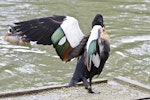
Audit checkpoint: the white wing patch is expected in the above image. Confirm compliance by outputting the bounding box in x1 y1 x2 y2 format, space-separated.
58 36 66 45
91 53 100 68
61 16 84 48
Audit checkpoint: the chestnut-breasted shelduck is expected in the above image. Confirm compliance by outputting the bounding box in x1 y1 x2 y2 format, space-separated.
7 14 110 93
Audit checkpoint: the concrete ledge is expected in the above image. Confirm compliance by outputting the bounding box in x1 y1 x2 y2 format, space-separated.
113 76 150 92
0 78 107 98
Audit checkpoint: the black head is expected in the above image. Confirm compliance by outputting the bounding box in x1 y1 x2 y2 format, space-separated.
92 14 104 28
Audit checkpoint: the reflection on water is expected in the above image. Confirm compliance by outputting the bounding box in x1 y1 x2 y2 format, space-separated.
0 0 150 92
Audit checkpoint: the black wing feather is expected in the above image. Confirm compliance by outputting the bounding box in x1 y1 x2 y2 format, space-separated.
69 35 89 60
10 15 88 61
14 15 66 45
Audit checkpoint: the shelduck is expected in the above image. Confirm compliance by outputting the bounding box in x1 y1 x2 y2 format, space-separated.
8 14 110 93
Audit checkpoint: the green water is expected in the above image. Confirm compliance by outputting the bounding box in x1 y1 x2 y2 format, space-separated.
0 0 150 92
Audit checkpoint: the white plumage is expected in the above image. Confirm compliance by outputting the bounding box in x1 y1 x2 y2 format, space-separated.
91 53 100 68
58 36 66 45
86 25 102 52
61 16 84 48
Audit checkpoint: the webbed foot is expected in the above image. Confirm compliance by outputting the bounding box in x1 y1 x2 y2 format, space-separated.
88 88 100 94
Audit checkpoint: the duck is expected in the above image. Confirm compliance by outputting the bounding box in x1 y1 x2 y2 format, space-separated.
4 25 30 45
69 14 110 93
8 14 110 93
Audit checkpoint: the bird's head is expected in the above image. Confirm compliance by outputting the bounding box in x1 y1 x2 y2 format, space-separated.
92 14 104 28
91 14 110 43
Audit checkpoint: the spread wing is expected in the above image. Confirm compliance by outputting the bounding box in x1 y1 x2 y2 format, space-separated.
12 15 88 61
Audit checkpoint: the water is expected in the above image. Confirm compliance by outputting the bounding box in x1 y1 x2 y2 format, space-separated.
0 0 150 92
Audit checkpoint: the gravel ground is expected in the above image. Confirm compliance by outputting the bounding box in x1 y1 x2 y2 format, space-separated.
1 81 150 100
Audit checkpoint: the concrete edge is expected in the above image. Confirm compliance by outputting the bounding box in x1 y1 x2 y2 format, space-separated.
113 76 150 93
0 78 107 98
